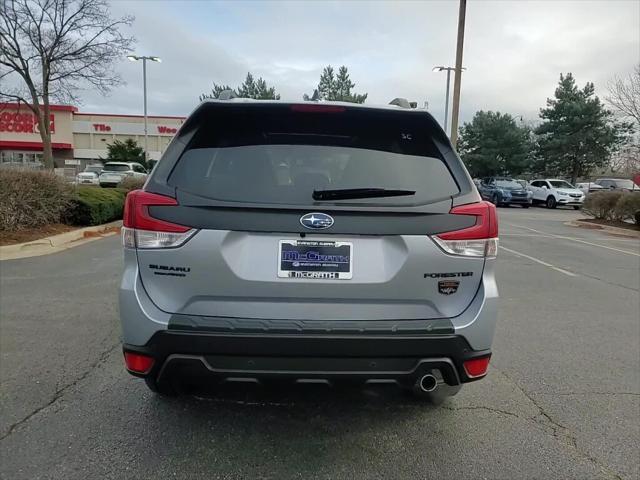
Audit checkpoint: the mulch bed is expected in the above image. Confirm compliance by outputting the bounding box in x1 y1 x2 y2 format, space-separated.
0 224 78 246
578 218 640 232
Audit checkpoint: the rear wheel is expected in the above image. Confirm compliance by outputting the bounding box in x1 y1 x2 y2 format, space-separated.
521 204 530 208
144 376 178 396
573 206 581 210
546 196 557 209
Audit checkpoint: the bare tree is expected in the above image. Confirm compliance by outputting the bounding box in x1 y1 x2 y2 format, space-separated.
606 65 640 126
0 0 134 168
609 144 640 176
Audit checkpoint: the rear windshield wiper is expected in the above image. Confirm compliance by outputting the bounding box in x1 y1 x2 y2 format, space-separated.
312 187 416 201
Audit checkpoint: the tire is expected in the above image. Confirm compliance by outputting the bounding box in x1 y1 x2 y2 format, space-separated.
144 376 178 396
573 206 581 210
521 204 530 208
491 193 500 206
546 196 557 209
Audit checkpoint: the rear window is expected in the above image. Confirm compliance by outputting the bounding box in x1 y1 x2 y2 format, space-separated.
169 105 459 206
103 164 130 172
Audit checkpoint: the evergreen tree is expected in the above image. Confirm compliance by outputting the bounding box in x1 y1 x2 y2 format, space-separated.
535 73 631 183
457 111 534 178
199 72 280 101
313 65 367 103
199 83 233 101
317 66 336 100
105 139 149 169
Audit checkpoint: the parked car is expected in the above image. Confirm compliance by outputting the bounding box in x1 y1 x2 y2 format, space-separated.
529 179 585 209
119 100 499 403
478 177 532 207
75 164 103 185
576 182 606 195
99 162 147 187
594 178 640 192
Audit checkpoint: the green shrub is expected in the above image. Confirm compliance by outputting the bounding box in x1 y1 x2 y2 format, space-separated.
582 191 623 220
0 169 74 231
64 187 127 226
614 193 640 225
118 176 146 191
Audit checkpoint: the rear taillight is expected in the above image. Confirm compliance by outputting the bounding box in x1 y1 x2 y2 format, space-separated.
463 355 491 378
431 201 498 257
122 189 196 249
124 352 155 374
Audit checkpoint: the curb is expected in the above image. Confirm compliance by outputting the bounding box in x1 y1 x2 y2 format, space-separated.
566 220 640 238
0 221 122 261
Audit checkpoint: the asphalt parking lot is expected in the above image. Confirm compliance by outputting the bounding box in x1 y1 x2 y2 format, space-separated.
1 206 638 480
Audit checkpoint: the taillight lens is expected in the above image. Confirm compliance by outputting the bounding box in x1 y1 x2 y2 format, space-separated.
431 201 498 257
463 355 491 378
124 352 155 374
122 189 196 249
290 104 346 113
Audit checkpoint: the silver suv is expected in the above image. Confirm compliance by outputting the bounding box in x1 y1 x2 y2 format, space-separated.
119 100 499 403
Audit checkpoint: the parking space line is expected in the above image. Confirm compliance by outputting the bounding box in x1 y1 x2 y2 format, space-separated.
499 246 577 277
504 223 640 257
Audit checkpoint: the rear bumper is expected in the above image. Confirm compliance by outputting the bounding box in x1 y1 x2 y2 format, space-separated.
503 197 531 205
123 331 491 387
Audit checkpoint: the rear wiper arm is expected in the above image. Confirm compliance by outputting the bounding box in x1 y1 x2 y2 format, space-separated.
312 187 416 201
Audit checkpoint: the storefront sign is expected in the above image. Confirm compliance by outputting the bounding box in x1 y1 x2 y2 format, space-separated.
92 123 111 132
0 112 55 134
157 125 177 134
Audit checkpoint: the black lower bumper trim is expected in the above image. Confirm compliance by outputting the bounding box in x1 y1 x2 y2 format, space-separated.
124 331 491 386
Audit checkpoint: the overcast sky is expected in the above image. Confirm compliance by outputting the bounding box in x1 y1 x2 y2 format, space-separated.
78 0 639 127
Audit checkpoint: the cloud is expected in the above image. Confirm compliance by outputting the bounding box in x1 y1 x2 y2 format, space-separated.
75 0 638 128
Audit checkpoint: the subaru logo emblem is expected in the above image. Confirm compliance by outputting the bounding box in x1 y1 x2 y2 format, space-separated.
300 212 334 229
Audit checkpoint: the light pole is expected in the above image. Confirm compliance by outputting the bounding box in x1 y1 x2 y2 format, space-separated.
127 55 161 163
433 66 466 137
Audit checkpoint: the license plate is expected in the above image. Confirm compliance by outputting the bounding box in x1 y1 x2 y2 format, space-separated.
278 240 352 279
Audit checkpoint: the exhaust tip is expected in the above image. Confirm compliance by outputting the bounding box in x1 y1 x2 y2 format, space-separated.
418 374 438 393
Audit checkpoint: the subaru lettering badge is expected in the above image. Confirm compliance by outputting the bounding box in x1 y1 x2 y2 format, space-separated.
300 212 334 229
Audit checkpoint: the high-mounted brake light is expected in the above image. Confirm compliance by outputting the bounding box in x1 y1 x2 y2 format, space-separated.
431 201 499 257
122 190 196 249
463 355 491 378
290 104 346 113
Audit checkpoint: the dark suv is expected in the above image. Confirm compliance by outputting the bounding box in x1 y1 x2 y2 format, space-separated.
478 177 532 207
119 100 499 404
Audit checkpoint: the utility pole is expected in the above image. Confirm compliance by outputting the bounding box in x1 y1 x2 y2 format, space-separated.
449 0 467 148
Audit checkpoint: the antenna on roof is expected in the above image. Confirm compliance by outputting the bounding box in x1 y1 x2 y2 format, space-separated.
389 97 416 108
218 89 237 100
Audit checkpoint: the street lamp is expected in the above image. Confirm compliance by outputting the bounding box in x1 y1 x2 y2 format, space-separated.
433 66 465 136
127 55 161 163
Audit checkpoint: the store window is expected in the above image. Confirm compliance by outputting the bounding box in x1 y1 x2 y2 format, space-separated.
0 151 43 165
